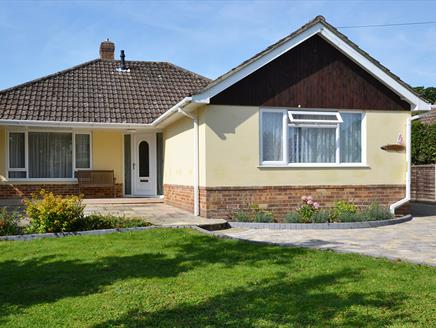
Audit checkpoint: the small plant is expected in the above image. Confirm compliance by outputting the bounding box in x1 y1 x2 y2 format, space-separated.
330 201 358 222
296 196 320 223
232 204 275 223
0 209 23 236
254 210 274 223
362 203 393 221
24 190 85 233
284 212 301 223
233 210 252 222
311 210 331 223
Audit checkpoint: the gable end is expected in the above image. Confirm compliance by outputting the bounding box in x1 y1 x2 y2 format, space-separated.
210 35 410 111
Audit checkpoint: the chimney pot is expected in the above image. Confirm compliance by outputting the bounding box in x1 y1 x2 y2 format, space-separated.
100 39 115 60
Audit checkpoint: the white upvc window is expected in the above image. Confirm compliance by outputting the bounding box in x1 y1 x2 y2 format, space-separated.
260 108 366 167
6 129 92 181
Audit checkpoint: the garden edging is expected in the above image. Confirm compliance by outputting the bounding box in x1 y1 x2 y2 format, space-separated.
228 215 412 230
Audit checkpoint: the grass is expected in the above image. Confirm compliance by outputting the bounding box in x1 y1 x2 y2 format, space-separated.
0 229 435 327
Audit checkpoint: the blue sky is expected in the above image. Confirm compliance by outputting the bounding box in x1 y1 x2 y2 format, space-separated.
0 0 435 90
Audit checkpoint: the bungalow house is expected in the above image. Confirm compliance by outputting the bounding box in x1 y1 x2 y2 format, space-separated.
0 16 432 219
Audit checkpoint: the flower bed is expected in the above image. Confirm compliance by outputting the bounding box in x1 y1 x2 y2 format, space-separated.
0 190 150 237
230 196 394 224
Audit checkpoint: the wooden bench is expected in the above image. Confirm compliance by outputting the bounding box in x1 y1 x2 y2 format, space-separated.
76 170 116 197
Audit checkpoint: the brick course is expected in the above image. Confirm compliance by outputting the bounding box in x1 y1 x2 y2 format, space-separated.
0 183 123 199
165 184 407 219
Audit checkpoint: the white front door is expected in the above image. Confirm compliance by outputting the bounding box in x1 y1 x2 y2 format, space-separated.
132 134 156 196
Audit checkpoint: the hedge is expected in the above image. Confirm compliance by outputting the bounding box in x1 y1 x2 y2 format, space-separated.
411 120 436 165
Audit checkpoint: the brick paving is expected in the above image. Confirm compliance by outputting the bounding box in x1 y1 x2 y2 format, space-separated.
216 216 436 266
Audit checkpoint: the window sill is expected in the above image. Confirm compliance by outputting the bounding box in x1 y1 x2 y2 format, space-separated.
258 163 370 168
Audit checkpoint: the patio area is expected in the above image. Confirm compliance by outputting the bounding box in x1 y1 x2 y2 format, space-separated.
83 198 226 227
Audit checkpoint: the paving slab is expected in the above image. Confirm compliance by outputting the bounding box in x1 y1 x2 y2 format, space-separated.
84 202 226 226
216 216 436 266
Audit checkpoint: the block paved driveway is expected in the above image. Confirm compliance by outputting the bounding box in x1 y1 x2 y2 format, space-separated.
216 216 436 266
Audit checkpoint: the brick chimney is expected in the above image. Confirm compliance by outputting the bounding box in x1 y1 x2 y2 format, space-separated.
99 39 115 60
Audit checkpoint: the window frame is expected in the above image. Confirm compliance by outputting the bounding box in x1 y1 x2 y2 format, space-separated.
6 128 92 181
259 108 367 168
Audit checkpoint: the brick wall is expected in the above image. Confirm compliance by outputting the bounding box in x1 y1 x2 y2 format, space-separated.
165 184 406 219
0 183 123 199
411 164 435 202
164 184 194 213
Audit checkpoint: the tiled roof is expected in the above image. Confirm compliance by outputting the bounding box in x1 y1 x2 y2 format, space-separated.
0 59 210 124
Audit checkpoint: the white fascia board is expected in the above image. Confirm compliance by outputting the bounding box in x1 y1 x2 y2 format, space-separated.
319 27 431 111
191 24 322 103
151 97 192 126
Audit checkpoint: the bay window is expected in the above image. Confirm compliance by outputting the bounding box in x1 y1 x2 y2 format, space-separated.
261 109 364 166
7 131 91 180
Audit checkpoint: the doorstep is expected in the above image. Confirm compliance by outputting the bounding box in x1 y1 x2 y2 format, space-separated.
83 197 164 205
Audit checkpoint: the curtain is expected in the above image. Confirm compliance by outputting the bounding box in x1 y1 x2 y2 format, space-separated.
9 133 25 168
289 127 336 163
262 112 283 161
29 132 72 178
340 113 362 163
75 134 90 168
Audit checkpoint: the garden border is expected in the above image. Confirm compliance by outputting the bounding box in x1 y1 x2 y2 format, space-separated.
228 215 412 230
0 225 199 241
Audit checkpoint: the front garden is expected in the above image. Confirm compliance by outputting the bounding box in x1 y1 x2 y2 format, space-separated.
0 228 434 327
0 190 150 237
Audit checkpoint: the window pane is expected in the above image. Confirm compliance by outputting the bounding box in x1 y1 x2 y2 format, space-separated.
292 114 337 121
340 113 362 163
289 127 336 163
29 132 72 178
8 171 26 179
139 141 149 177
75 134 90 168
262 112 283 161
9 133 25 168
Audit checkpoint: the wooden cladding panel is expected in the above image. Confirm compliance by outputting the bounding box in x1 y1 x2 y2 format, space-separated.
211 35 410 111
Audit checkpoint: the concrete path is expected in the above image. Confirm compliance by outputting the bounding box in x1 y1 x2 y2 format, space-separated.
84 201 226 226
216 216 436 266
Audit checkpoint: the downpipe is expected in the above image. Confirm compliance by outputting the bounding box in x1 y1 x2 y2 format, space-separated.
389 115 421 214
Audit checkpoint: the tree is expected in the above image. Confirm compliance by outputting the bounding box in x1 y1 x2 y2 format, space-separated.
414 86 436 104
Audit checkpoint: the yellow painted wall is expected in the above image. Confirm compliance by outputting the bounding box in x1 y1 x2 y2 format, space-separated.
92 130 123 183
163 116 195 186
203 105 409 187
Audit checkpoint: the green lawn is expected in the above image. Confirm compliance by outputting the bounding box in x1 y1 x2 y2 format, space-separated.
0 229 435 327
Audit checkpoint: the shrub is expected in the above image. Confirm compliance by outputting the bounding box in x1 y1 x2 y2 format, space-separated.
296 196 320 222
330 201 358 222
233 210 252 222
71 214 150 231
0 209 23 236
24 190 85 233
232 205 275 223
254 210 274 223
311 210 331 223
284 212 301 223
361 203 393 221
411 120 436 165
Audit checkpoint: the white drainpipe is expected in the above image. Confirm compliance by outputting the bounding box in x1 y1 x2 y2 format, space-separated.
177 107 200 216
389 114 421 214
